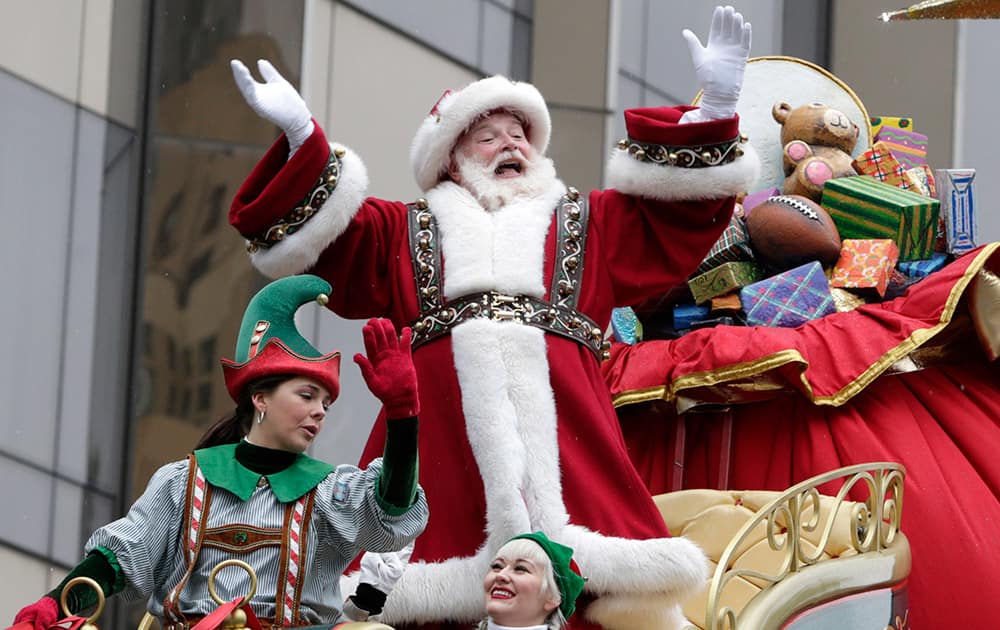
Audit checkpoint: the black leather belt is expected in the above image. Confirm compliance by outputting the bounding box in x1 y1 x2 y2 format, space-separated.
411 290 608 359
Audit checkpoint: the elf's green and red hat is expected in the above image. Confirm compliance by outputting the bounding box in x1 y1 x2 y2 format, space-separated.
220 274 341 402
510 532 587 618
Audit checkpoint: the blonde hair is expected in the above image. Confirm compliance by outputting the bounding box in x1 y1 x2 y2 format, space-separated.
478 538 569 630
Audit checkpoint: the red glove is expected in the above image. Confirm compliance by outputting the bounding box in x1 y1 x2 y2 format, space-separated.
12 596 59 630
354 318 419 419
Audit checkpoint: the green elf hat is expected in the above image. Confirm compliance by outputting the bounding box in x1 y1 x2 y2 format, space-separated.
220 274 341 403
510 531 587 618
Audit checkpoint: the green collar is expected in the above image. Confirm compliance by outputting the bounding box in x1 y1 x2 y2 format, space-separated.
194 443 334 502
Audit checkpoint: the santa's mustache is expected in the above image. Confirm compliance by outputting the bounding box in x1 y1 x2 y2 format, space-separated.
487 149 527 170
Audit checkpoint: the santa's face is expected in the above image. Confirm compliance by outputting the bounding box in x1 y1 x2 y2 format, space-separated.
449 111 535 182
447 111 557 212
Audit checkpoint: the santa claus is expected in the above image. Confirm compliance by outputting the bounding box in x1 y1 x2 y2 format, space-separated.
229 6 758 629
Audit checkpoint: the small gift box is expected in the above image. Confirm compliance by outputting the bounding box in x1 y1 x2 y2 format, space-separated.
710 293 743 313
740 261 837 327
852 142 912 190
874 125 928 170
695 214 755 274
688 261 764 304
831 287 866 312
673 303 711 330
830 238 900 297
935 169 977 254
610 306 642 344
898 252 949 279
742 187 781 215
904 165 936 197
870 115 914 138
822 175 940 261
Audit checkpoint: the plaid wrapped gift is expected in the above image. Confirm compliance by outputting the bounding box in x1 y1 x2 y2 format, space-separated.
905 165 937 197
740 262 836 327
935 169 977 254
830 239 900 297
852 141 913 190
610 306 642 344
870 115 913 137
695 214 754 274
874 125 928 170
898 252 949 279
822 175 940 261
689 261 764 304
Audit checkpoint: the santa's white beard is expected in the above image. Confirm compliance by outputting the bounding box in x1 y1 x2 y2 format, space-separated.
455 150 558 212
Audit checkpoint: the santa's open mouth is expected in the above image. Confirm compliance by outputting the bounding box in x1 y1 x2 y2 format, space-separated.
494 161 523 177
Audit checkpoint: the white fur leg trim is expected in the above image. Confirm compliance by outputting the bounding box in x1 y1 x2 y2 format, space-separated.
560 525 709 597
605 143 760 201
585 593 689 630
250 143 369 278
365 550 490 624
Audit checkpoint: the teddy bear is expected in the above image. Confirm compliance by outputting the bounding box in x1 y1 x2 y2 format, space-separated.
771 101 861 202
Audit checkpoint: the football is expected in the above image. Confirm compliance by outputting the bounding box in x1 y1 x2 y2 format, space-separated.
746 194 842 271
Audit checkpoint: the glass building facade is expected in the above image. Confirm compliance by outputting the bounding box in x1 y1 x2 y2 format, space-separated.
1 0 996 625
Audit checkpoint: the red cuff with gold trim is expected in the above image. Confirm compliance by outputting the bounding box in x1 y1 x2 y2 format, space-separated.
229 119 330 237
624 106 741 146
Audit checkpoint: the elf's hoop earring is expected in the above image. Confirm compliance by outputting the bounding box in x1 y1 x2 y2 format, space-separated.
257 410 266 425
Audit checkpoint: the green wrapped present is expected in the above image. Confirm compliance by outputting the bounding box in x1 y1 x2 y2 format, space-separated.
821 175 940 261
688 261 764 304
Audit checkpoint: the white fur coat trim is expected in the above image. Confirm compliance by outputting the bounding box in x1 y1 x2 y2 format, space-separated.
426 178 566 299
605 143 760 201
250 143 368 278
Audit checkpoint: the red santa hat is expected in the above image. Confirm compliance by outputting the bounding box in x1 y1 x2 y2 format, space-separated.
409 75 551 191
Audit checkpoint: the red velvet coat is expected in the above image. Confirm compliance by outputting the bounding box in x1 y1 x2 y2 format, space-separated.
231 107 759 629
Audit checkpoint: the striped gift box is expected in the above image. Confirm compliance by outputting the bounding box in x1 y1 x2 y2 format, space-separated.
875 125 928 170
688 261 763 304
821 175 940 261
695 214 754 274
830 239 900 297
870 115 913 138
935 169 977 254
740 261 836 327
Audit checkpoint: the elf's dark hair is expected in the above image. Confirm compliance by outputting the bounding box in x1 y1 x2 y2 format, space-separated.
194 374 294 450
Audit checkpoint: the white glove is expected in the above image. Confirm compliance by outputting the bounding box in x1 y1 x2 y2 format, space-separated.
681 6 752 123
358 542 414 593
231 59 315 154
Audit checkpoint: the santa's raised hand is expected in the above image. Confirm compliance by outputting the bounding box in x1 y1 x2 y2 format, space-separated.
231 59 314 154
681 5 752 123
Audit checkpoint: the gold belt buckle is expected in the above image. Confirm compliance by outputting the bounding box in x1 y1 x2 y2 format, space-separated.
489 292 528 321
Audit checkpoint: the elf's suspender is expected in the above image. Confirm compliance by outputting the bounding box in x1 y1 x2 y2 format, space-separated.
162 455 316 628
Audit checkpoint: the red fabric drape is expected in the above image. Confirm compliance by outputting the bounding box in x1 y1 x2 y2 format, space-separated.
605 245 1000 628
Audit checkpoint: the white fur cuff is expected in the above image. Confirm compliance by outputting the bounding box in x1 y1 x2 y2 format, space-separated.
250 143 369 278
605 143 760 201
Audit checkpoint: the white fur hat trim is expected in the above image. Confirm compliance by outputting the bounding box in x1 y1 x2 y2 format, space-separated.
409 75 551 192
